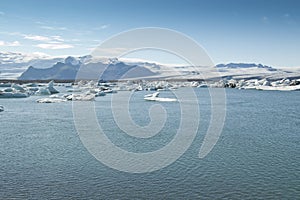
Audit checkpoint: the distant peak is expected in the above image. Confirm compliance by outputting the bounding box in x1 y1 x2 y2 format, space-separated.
108 57 119 65
216 63 273 69
64 56 80 65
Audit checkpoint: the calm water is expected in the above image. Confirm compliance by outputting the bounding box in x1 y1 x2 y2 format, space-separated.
0 88 299 199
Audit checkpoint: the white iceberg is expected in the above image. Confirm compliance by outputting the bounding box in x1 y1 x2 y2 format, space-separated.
256 85 300 91
144 92 177 102
35 88 51 95
46 80 59 94
65 93 95 101
36 98 67 103
34 80 59 95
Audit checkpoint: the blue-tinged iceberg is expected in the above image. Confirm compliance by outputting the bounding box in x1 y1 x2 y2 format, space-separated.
0 90 28 98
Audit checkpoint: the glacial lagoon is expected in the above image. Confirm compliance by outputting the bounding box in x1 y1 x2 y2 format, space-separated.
0 87 299 199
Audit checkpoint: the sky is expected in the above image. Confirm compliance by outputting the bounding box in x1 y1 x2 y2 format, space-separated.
0 0 300 67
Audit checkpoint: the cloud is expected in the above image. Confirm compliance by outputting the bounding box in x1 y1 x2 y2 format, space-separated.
24 35 51 41
51 35 64 42
32 52 51 58
0 40 21 47
91 47 130 57
40 26 67 31
93 24 110 30
70 38 81 42
36 43 74 49
10 41 21 46
0 11 5 16
24 34 66 42
100 24 109 29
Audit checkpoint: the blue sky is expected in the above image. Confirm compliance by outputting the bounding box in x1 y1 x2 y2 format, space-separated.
0 0 300 67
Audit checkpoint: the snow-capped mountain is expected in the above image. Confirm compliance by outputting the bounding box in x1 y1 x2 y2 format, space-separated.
1 51 300 80
19 56 157 80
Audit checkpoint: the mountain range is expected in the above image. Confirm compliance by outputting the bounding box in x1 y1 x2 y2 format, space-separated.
19 56 157 80
1 52 300 81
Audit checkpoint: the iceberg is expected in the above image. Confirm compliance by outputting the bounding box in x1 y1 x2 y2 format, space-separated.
0 105 4 112
65 93 95 101
36 98 67 103
66 88 82 93
256 85 300 91
11 84 26 92
34 81 59 95
0 83 12 87
144 92 177 102
46 80 60 94
0 90 28 98
35 88 51 95
95 91 106 97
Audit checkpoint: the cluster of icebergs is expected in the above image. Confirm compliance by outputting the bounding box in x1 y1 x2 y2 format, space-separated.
0 83 29 98
0 80 107 103
106 78 300 92
0 80 59 98
0 77 299 103
208 78 300 91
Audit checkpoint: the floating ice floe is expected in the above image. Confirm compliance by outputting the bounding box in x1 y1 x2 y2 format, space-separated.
0 90 28 98
233 78 300 91
256 85 300 91
36 98 67 103
0 83 29 98
0 83 11 87
65 93 95 101
66 86 82 92
36 93 96 103
11 84 26 92
85 88 106 97
66 88 82 93
95 91 106 97
144 92 177 102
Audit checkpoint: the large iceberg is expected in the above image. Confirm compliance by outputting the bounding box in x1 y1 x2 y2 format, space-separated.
34 81 59 95
46 80 60 94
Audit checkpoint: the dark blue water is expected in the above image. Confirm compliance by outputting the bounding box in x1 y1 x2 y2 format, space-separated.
0 88 299 199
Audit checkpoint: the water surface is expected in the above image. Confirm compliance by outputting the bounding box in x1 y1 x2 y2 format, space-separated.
0 88 299 199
